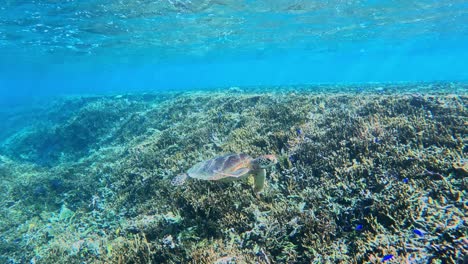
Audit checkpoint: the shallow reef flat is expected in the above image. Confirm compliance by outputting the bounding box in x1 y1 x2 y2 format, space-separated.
0 83 467 263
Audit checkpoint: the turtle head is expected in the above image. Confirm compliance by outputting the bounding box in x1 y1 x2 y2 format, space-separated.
252 155 278 169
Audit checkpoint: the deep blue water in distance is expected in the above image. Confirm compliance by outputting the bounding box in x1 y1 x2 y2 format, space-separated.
1 1 468 104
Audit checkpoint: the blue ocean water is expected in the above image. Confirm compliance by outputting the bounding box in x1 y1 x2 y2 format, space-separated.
1 2 468 263
1 0 468 104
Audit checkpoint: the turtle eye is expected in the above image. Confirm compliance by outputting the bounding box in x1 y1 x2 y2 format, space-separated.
260 155 277 167
266 155 277 164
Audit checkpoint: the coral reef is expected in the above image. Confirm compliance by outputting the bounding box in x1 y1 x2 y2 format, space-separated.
0 83 466 263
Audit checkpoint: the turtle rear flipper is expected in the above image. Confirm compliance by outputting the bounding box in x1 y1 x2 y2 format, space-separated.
171 173 188 186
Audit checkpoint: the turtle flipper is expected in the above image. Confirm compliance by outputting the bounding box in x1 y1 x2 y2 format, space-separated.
171 173 188 186
253 168 266 192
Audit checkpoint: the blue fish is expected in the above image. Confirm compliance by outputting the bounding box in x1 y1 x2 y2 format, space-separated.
355 224 363 231
402 178 409 183
296 128 303 136
382 254 394 262
413 229 424 237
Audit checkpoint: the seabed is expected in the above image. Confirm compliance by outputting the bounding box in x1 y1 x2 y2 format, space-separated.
0 83 467 263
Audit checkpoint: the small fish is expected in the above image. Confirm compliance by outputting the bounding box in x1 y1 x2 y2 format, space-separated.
382 254 394 262
402 178 409 183
296 128 303 136
413 229 424 237
355 224 363 231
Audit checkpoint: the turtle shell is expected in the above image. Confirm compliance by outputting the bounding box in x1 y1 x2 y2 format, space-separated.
187 153 253 181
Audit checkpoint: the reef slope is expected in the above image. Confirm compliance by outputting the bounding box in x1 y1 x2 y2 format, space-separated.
0 84 467 263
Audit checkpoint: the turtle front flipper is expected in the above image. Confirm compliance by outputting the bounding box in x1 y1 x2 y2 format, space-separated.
253 168 266 192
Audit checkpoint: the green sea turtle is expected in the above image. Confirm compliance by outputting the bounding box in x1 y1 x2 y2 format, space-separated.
171 153 277 192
